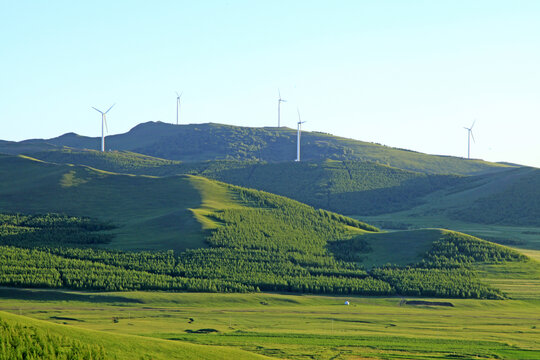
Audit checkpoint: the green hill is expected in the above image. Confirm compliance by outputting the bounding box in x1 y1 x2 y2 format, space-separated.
15 148 468 215
0 154 206 252
10 148 540 227
10 121 512 175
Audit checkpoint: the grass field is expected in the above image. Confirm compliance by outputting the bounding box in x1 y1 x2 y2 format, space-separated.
0 288 538 359
0 307 268 360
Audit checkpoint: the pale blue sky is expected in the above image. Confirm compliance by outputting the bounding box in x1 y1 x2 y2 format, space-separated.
1 1 539 167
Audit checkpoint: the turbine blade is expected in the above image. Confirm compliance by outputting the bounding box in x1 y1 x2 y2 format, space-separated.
105 103 115 114
176 91 179 97
470 131 475 143
297 108 301 122
471 120 476 129
92 107 103 114
278 88 281 99
104 117 109 133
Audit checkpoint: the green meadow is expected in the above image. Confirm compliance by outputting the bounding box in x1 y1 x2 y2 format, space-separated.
0 287 538 360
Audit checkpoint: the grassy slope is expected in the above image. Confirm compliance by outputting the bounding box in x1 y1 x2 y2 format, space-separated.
0 310 268 360
11 121 512 175
24 148 540 224
0 154 206 252
21 148 469 215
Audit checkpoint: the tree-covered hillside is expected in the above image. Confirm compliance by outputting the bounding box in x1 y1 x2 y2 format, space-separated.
10 121 512 175
0 210 526 298
0 154 526 299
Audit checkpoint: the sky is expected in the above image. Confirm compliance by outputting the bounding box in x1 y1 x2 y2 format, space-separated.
1 0 539 167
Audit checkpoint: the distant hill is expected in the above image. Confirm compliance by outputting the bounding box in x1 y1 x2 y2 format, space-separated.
0 139 57 154
5 121 513 175
450 167 540 226
376 166 540 227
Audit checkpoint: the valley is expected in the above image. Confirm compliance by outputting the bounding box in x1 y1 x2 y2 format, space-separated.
0 122 539 359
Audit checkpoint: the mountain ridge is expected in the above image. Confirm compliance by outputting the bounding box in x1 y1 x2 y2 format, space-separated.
2 121 515 175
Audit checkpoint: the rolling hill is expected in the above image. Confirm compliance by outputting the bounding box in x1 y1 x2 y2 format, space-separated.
1 153 531 299
6 121 513 175
21 148 540 226
21 148 468 215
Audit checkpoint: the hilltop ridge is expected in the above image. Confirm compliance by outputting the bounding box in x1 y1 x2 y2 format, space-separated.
2 121 514 175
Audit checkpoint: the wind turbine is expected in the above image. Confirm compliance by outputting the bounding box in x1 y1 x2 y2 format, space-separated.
92 104 115 152
277 89 286 128
295 108 306 162
176 91 183 125
464 120 476 159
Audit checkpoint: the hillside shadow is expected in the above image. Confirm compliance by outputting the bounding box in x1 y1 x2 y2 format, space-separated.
0 287 142 304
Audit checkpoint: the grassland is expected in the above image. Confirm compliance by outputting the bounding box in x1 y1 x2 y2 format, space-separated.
0 307 268 360
0 288 538 359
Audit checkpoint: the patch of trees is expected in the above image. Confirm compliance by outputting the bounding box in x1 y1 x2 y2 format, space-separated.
371 267 503 299
0 213 114 247
419 232 526 268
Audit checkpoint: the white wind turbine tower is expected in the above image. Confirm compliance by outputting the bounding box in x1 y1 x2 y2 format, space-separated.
176 91 183 125
92 104 115 152
295 108 306 162
277 89 286 127
464 120 476 159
